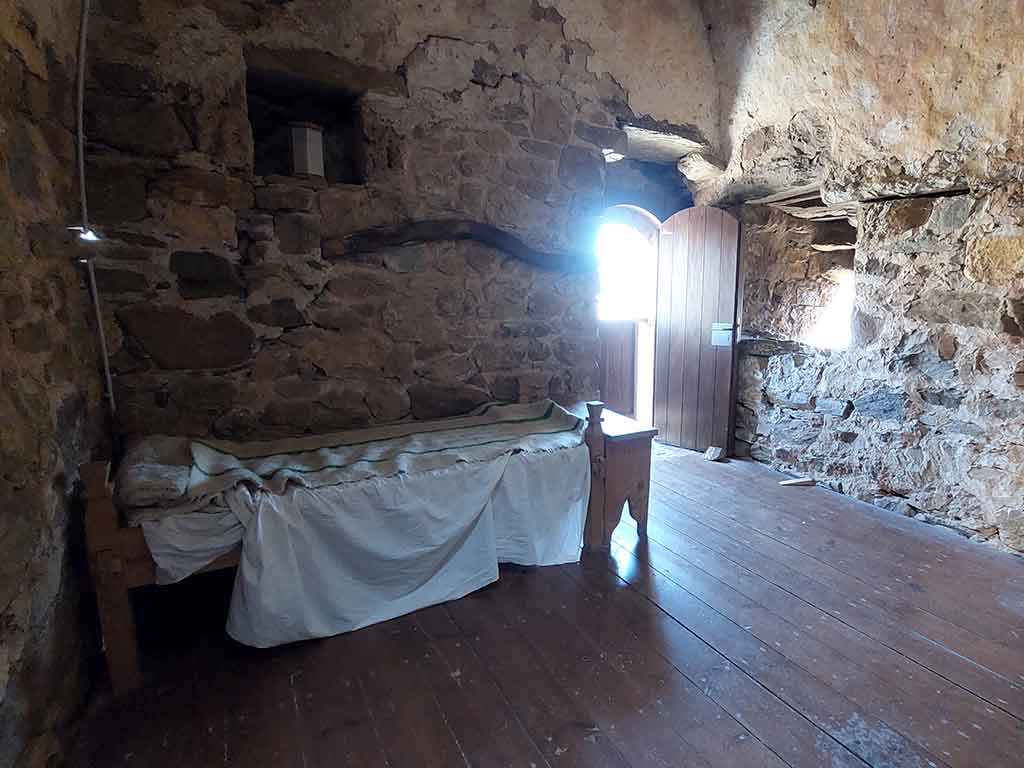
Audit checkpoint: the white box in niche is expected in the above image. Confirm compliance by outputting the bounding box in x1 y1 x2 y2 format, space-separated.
290 122 324 177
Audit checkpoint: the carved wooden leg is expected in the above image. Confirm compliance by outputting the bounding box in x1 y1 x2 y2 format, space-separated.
602 491 629 548
604 437 652 543
81 462 143 694
584 402 608 550
627 489 649 537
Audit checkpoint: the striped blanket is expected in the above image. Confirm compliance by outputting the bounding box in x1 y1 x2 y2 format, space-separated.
186 399 584 499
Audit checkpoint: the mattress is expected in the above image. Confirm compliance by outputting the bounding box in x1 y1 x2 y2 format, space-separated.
115 398 584 522
114 400 591 647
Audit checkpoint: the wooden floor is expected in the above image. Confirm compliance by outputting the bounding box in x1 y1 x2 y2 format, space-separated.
72 445 1024 768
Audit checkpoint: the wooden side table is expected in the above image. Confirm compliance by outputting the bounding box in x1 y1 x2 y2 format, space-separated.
580 401 658 549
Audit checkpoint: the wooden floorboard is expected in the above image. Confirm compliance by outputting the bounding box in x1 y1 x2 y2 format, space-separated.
652 449 1024 640
519 565 791 768
565 560 871 768
645 487 1024 721
601 541 950 768
642 492 1024 739
481 568 714 768
71 445 1024 768
412 604 551 767
446 582 633 767
649 460 1024 719
610 522 1023 768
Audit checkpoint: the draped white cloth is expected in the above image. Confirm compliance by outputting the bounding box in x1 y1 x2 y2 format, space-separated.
130 402 591 647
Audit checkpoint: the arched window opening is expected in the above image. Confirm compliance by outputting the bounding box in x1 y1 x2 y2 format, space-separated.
595 208 660 427
595 220 657 323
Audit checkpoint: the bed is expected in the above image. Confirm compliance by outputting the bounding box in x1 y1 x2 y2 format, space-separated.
82 400 627 694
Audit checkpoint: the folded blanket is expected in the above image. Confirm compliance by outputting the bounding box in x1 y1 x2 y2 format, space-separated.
186 399 583 498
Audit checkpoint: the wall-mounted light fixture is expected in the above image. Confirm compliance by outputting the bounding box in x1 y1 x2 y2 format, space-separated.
289 122 324 177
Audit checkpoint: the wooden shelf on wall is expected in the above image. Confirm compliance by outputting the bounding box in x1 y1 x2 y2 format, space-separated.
749 183 859 226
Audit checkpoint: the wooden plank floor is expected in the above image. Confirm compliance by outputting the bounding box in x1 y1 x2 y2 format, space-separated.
71 445 1024 768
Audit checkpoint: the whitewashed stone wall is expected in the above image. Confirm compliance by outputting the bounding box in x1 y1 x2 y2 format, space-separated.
737 192 1024 551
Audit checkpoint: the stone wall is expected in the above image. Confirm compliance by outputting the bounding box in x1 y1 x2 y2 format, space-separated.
737 206 853 343
606 159 694 223
736 191 1024 552
82 0 711 437
697 0 1024 204
1 1 105 766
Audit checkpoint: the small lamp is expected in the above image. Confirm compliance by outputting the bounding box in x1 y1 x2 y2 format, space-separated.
289 122 325 177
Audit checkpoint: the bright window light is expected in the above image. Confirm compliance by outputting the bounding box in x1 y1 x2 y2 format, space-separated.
595 221 656 322
803 268 855 350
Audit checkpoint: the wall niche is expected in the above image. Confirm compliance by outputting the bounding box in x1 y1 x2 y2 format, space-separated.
246 65 366 184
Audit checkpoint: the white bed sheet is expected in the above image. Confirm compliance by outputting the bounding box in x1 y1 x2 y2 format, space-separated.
140 444 590 647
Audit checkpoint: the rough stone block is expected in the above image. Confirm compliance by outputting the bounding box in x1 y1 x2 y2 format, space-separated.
170 251 243 299
574 122 628 153
275 212 321 254
475 129 513 154
151 168 248 208
12 320 50 353
365 382 410 422
247 298 305 328
531 91 571 144
256 184 316 212
1000 297 1024 337
238 211 275 241
310 304 370 333
117 305 254 369
281 327 390 375
519 139 562 160
558 146 603 189
852 389 906 421
474 340 528 371
906 291 1002 331
815 398 852 417
86 94 192 157
886 198 933 233
94 268 149 294
505 154 553 179
409 382 491 420
160 201 237 247
85 157 149 224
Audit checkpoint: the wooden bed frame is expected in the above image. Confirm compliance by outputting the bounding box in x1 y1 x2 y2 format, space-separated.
80 402 655 695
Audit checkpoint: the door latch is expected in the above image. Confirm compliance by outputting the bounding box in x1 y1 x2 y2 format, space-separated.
710 322 734 347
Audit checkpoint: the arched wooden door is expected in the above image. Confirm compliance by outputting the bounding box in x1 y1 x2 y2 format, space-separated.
653 206 740 452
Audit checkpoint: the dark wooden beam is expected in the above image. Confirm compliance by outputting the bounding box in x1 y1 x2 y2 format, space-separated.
328 219 597 273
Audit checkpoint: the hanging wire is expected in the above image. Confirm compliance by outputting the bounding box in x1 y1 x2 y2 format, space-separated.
74 0 117 417
76 0 90 232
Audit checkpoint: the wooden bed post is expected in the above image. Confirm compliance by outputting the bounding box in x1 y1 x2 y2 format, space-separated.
80 461 143 694
584 401 607 549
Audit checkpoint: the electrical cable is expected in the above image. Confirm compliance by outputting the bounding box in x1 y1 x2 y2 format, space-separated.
74 0 117 418
75 0 90 232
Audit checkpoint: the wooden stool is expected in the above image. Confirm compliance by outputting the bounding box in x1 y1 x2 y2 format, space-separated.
582 401 658 549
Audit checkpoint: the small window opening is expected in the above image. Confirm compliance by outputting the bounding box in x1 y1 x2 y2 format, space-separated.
246 68 366 184
803 268 855 350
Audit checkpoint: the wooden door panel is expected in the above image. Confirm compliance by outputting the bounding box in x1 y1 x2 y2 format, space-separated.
711 212 741 449
652 231 674 437
679 206 706 449
598 320 637 417
665 220 689 446
695 207 724 449
653 206 740 452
